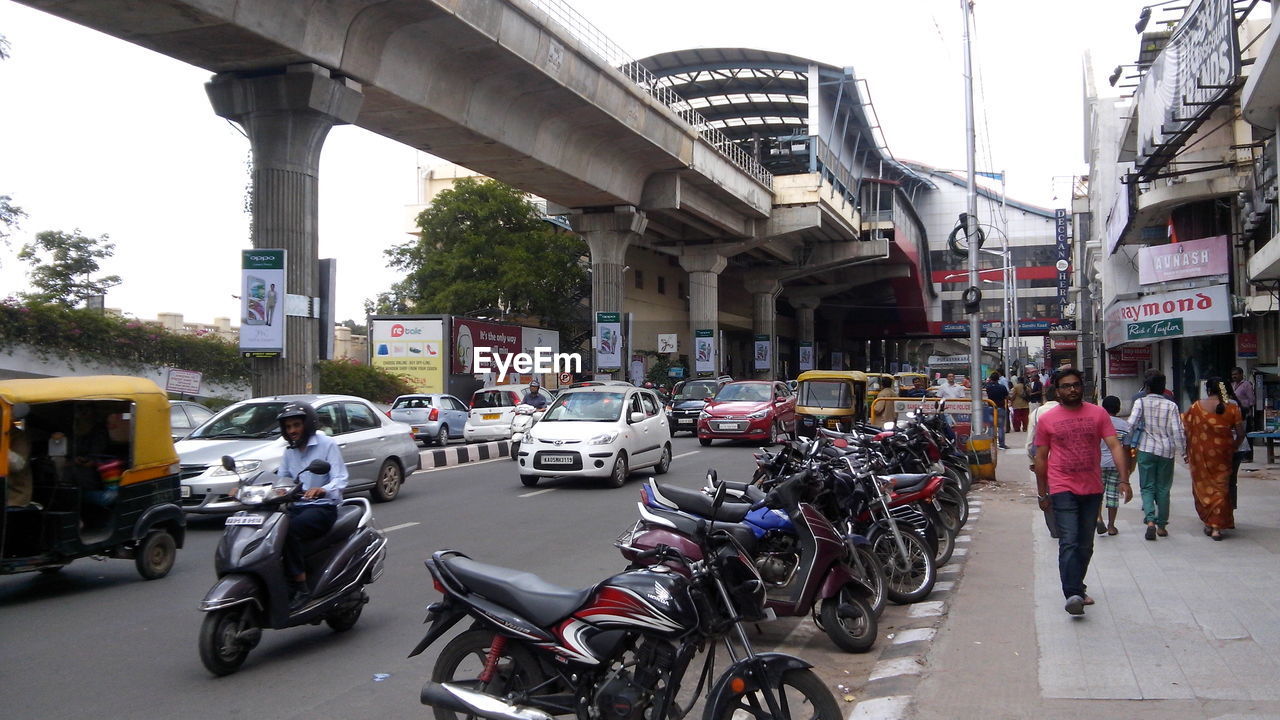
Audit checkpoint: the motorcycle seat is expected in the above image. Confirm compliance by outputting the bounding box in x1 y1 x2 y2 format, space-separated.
442 555 593 627
641 505 759 554
884 473 933 493
303 504 363 555
651 482 750 522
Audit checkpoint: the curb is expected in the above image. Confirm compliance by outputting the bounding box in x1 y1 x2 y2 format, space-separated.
848 493 985 720
417 440 512 469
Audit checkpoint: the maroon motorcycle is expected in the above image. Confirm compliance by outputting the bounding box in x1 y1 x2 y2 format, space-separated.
619 470 878 653
411 500 841 720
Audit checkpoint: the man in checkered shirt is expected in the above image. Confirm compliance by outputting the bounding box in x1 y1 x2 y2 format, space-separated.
1126 372 1186 541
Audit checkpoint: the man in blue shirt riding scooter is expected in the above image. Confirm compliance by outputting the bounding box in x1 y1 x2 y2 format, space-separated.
276 402 348 608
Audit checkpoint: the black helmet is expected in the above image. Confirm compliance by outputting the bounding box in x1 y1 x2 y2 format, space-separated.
277 402 319 449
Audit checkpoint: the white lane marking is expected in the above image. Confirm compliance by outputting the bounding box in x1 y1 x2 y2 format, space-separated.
519 488 557 498
413 457 508 474
672 450 702 460
383 522 420 533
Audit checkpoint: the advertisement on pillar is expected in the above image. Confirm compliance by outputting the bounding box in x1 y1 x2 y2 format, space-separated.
694 329 715 374
240 249 286 358
753 334 771 371
798 342 814 372
657 333 678 354
831 351 844 370
595 312 623 369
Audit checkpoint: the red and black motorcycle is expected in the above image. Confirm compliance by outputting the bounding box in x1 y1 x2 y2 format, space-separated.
411 497 841 720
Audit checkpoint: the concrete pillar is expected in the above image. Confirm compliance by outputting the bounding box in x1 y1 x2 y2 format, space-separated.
745 277 782 379
679 249 728 378
207 63 362 396
826 313 845 369
570 207 647 379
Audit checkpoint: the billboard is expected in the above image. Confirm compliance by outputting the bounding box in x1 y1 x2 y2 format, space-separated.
453 318 521 374
1137 235 1230 285
370 318 445 393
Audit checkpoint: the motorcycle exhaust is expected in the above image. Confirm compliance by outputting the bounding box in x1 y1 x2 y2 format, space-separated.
420 682 553 720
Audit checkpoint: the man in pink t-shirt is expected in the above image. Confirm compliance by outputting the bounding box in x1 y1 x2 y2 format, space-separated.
1033 368 1131 617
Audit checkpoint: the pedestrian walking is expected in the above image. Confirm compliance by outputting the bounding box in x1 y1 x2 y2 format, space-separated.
1034 368 1130 616
1027 382 1060 538
1010 376 1030 432
982 371 1009 449
1182 378 1244 541
1232 366 1256 436
1126 372 1186 541
1025 371 1044 409
1095 395 1133 536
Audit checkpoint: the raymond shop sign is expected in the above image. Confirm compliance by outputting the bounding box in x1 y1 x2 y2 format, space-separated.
1138 235 1230 285
1104 284 1232 348
1118 345 1152 361
452 318 521 374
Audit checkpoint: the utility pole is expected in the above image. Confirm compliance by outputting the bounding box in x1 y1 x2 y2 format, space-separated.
962 0 984 434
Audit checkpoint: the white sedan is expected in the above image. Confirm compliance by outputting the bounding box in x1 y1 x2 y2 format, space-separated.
516 386 672 488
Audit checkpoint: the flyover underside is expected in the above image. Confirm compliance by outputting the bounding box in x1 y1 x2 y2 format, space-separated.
831 240 930 337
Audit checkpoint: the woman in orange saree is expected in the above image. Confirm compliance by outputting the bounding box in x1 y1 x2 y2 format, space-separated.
1181 378 1245 540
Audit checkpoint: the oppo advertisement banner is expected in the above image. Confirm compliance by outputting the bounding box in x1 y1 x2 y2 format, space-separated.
452 318 521 374
240 249 285 358
370 318 444 393
798 342 814 372
595 312 623 369
753 334 771 371
694 329 715 374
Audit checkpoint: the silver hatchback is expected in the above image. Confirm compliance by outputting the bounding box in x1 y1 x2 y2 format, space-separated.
176 394 421 514
390 393 469 446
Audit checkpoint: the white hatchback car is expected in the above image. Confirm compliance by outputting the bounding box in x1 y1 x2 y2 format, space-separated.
463 384 554 443
517 386 671 488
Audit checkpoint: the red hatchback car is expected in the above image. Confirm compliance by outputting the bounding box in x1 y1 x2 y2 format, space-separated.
696 380 796 446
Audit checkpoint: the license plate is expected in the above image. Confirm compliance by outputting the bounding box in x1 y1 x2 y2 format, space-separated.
413 426 426 433
677 418 694 425
180 486 191 498
717 422 743 431
541 455 575 465
225 515 263 526
483 414 500 421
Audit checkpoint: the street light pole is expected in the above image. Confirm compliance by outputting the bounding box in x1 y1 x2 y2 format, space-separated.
962 0 983 434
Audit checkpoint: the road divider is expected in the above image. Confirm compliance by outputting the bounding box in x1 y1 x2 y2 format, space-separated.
419 440 511 470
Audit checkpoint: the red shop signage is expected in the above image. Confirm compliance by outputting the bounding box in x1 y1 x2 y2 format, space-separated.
452 318 523 373
1238 333 1258 359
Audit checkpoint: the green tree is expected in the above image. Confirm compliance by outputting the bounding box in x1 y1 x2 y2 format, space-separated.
0 194 25 245
18 229 122 307
378 178 589 332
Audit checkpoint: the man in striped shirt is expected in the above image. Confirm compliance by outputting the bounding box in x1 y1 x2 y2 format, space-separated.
1126 373 1186 541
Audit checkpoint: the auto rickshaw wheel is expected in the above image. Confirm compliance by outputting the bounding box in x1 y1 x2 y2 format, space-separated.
135 530 176 580
199 607 255 676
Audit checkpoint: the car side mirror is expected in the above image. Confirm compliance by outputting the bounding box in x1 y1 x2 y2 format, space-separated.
629 411 645 424
775 396 787 404
305 459 331 475
220 455 236 471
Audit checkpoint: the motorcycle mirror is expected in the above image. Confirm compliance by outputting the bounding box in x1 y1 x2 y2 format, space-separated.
705 468 718 486
220 455 237 471
305 459 331 475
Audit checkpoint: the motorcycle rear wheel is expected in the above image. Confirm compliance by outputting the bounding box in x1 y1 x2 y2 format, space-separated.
937 483 968 530
326 592 364 632
708 668 841 720
871 527 936 605
430 630 547 720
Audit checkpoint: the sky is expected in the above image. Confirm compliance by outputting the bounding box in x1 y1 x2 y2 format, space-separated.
0 0 1178 325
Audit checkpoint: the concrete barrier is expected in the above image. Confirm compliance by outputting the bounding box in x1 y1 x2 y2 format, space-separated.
418 440 512 470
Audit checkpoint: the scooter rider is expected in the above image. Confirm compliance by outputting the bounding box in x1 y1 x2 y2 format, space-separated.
521 381 548 410
276 402 348 607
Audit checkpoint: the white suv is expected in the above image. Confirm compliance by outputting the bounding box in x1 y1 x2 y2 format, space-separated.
517 386 671 488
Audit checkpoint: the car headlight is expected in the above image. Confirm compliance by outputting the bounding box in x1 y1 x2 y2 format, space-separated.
588 432 619 445
523 430 537 443
209 460 262 477
747 410 769 419
699 409 711 419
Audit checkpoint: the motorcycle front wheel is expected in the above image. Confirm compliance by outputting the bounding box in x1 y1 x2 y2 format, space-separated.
852 544 887 617
431 630 547 720
871 526 937 605
709 668 841 720
198 606 256 676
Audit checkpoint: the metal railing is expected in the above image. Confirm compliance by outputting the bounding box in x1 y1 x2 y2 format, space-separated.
524 0 773 188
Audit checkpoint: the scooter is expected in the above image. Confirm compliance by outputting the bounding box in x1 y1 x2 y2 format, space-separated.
508 403 544 459
197 456 388 676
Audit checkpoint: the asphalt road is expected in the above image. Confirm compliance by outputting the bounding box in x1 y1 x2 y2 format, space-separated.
0 434 869 720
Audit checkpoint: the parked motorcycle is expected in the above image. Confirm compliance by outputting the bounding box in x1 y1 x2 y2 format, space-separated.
412 487 842 720
508 403 544 459
197 456 388 675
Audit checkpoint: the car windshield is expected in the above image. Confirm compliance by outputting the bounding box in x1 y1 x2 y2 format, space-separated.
798 380 852 409
542 392 625 422
189 402 287 438
392 397 432 410
675 381 718 400
714 383 771 402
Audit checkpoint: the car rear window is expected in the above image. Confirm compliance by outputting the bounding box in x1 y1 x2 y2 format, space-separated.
472 390 514 409
393 397 433 410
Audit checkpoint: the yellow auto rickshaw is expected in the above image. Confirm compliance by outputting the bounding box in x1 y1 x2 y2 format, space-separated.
0 376 184 579
794 370 868 437
894 372 928 393
865 372 896 406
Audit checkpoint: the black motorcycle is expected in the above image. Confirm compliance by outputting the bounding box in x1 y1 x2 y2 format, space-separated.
198 457 388 675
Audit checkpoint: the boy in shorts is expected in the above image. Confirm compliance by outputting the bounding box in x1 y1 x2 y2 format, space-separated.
1097 395 1134 535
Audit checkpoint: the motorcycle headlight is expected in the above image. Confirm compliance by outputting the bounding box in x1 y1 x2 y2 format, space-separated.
588 432 619 445
237 483 290 505
747 409 769 419
209 460 262 477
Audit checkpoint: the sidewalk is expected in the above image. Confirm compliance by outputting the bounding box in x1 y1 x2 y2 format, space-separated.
912 430 1280 719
